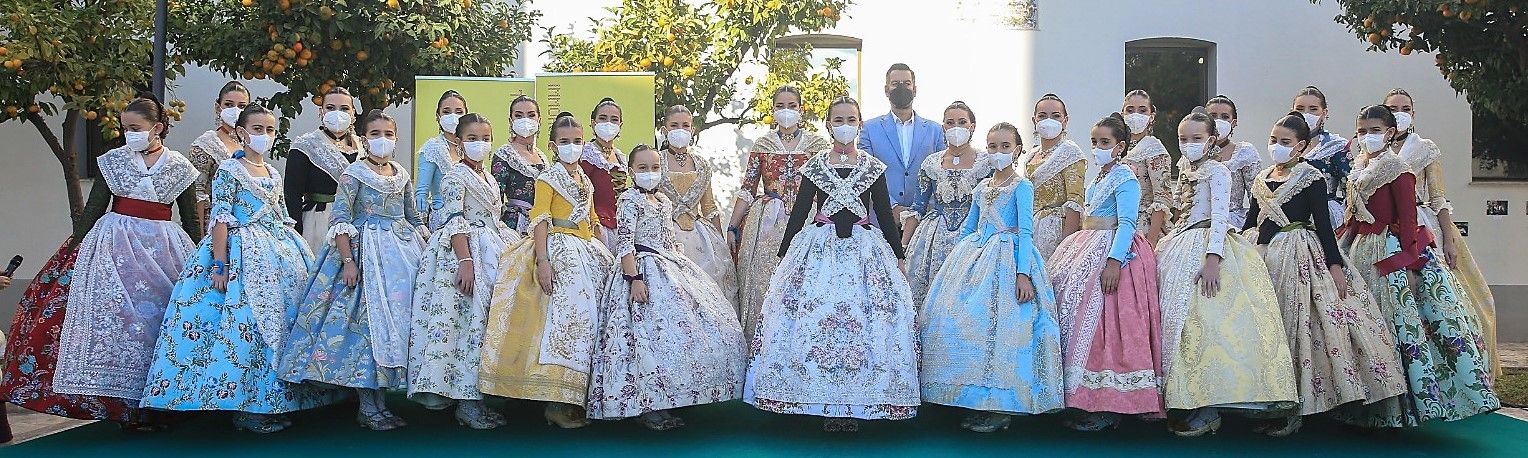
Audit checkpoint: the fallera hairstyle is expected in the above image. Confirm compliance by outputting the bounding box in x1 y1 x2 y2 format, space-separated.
1124 89 1156 111
1182 107 1218 137
360 109 396 132
454 112 491 139
944 100 975 124
236 104 274 129
1357 104 1397 128
549 111 582 143
987 122 1023 149
626 143 655 164
1275 111 1312 143
1385 87 1414 105
590 97 620 119
885 63 915 82
509 94 538 114
1034 93 1067 116
123 93 170 139
438 90 467 110
1294 85 1328 108
828 96 862 119
663 104 693 122
217 81 250 102
1096 112 1133 153
772 85 803 105
1205 94 1237 119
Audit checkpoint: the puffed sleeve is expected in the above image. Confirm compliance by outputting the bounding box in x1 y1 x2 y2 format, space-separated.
1307 178 1344 268
1111 177 1142 265
613 191 640 260
778 177 818 257
528 179 555 231
1061 160 1086 214
1012 180 1037 273
326 173 360 241
1205 165 1231 257
208 167 240 229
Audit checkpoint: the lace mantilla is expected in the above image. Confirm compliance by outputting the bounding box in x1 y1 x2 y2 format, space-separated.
802 150 887 220
217 159 283 211
920 149 992 204
191 129 233 161
1124 135 1168 162
613 189 679 260
342 160 410 195
450 162 504 219
1086 165 1135 217
1345 151 1411 224
1023 139 1085 188
97 146 198 203
753 128 833 154
291 129 361 181
1252 162 1323 228
493 143 546 179
419 135 455 172
539 164 594 225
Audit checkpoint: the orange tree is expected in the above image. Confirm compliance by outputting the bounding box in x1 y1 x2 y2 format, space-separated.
543 0 851 132
1321 0 1528 162
0 0 189 222
169 0 537 153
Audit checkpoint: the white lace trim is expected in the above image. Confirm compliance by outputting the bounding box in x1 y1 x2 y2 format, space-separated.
1345 151 1411 224
191 129 233 161
1085 165 1135 217
1023 139 1085 187
659 156 713 220
1252 162 1323 228
919 149 993 205
325 221 359 241
538 163 594 226
1078 368 1160 392
342 160 410 194
494 143 546 178
1124 135 1168 162
97 146 197 202
802 151 887 219
291 129 360 181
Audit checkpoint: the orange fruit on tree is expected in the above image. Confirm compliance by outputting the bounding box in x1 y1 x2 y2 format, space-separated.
4 106 17 116
241 0 252 6
300 50 312 60
368 87 380 96
312 96 323 105
356 50 369 61
84 110 98 120
498 19 509 29
1367 33 1381 45
27 104 39 113
272 63 286 74
0 46 8 55
1399 45 1413 56
293 41 303 53
681 66 696 77
386 0 399 9
283 49 297 59
661 56 674 67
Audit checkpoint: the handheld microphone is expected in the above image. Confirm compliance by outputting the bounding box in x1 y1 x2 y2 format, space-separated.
2 255 22 277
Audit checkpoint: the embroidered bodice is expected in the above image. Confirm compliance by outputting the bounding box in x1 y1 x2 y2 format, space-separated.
1246 162 1343 267
188 129 234 204
439 162 507 236
612 189 681 259
1124 135 1173 225
530 164 600 239
779 150 904 258
738 129 832 210
582 142 630 229
1398 134 1453 215
210 159 292 229
1024 139 1086 217
1084 164 1143 264
1304 130 1351 202
414 135 454 213
332 161 423 236
658 157 719 231
911 148 993 231
1222 141 1261 226
1171 158 1232 255
490 143 546 231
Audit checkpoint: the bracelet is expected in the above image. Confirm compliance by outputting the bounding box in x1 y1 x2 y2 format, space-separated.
622 272 644 283
727 225 741 237
341 257 355 264
456 258 473 264
210 259 226 275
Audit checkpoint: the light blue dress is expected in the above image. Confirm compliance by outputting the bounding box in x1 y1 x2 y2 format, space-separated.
413 135 452 231
919 176 1064 414
280 161 427 390
141 159 335 413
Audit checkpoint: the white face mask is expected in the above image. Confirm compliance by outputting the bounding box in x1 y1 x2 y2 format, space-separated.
987 152 1014 170
1213 119 1233 138
830 124 859 145
511 117 539 138
220 107 241 128
439 113 462 135
463 141 492 161
1124 113 1150 133
633 171 662 191
246 133 274 155
666 128 693 148
323 110 353 133
944 126 972 147
593 122 621 142
773 108 802 129
555 143 583 163
1394 112 1414 132
1269 143 1297 164
1035 118 1064 140
1180 141 1210 162
124 131 153 152
1360 133 1388 153
1302 112 1322 132
1091 147 1117 165
367 137 396 159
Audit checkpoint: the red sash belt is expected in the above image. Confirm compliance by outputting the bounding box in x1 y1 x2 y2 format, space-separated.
112 196 172 221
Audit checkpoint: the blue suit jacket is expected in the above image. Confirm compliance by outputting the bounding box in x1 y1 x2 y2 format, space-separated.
858 112 946 208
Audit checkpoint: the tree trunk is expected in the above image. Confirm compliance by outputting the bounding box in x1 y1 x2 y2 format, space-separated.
25 110 84 228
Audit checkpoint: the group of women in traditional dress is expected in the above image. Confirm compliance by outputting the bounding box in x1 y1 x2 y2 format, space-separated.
0 81 1499 439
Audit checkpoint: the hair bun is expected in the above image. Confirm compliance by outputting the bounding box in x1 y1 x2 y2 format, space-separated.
556 111 574 119
1108 112 1125 121
599 97 615 103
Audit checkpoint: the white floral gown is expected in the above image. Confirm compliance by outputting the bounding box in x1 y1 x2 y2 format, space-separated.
744 151 920 420
407 163 517 407
587 189 745 419
54 146 199 401
659 156 736 301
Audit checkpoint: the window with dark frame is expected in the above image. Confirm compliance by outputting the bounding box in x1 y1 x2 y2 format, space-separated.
1124 37 1216 165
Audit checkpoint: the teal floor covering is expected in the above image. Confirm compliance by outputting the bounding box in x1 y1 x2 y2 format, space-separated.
3 398 1525 457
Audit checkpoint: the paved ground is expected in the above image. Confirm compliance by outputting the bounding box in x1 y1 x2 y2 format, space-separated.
3 343 1528 446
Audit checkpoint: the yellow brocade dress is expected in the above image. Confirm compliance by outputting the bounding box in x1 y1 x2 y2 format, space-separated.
1022 139 1086 260
479 165 614 405
1398 134 1498 378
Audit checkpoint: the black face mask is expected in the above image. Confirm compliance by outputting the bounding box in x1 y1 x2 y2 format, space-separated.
888 86 915 109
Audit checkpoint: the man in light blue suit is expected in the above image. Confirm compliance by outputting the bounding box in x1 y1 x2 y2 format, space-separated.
858 63 946 223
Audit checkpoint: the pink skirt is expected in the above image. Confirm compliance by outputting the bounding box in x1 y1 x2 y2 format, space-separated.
1047 229 1164 415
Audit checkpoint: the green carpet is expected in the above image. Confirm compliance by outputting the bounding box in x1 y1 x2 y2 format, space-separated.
3 399 1524 457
